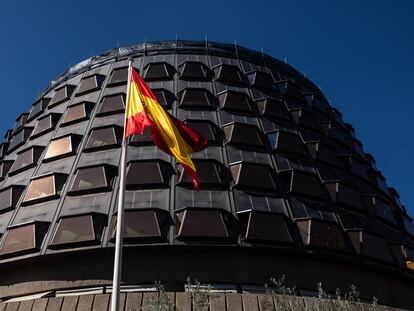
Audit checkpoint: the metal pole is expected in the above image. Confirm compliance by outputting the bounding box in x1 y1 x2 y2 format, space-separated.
110 59 132 311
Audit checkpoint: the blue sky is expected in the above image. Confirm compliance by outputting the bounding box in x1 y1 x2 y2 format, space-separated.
0 0 412 213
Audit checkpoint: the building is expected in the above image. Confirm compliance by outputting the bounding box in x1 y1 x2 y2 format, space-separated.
0 40 412 310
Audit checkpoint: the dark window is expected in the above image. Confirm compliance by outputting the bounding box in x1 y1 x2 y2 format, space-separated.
320 122 349 147
289 198 337 222
69 165 116 195
238 210 292 244
185 120 221 145
403 216 414 237
290 109 322 132
13 113 29 133
152 89 175 108
324 181 364 211
49 214 107 249
97 94 126 116
107 67 129 86
296 219 348 252
338 154 369 182
178 61 209 80
61 101 94 126
347 230 394 263
43 134 82 162
224 123 265 151
278 81 305 101
0 222 49 257
126 160 173 190
143 62 175 81
49 84 76 107
175 208 237 243
84 126 123 152
0 143 9 159
230 162 277 193
247 71 275 90
218 91 252 114
8 127 33 153
4 129 12 142
0 185 25 213
178 88 214 110
22 173 67 205
304 93 331 115
280 170 327 200
267 130 307 157
111 209 172 243
128 127 153 146
9 146 44 175
256 98 290 121
305 142 343 169
31 113 61 138
28 98 51 121
177 159 229 190
362 195 397 225
76 74 105 96
213 64 244 85
0 160 13 181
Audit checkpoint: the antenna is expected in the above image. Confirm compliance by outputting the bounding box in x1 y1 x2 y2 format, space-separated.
234 40 239 60
284 57 287 64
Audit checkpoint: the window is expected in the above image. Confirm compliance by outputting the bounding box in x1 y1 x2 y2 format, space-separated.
347 230 394 263
61 101 94 126
185 120 221 145
9 146 44 175
84 126 123 151
126 160 173 190
0 222 49 257
319 122 349 147
178 88 214 110
43 134 82 161
324 181 364 211
277 80 305 101
218 91 252 114
49 84 76 107
238 210 292 244
289 198 337 222
175 208 237 243
0 185 25 213
177 159 229 190
0 142 9 159
304 93 331 115
213 64 244 85
280 170 327 200
338 154 369 182
13 113 29 132
49 213 107 249
128 127 153 146
267 130 307 157
290 109 322 132
22 173 67 205
0 160 13 181
224 123 265 151
230 162 277 193
152 88 175 108
247 71 275 90
28 98 50 121
362 195 397 225
143 62 175 80
76 74 105 96
4 129 12 142
305 142 343 169
97 93 125 116
107 67 129 86
69 165 116 195
31 113 61 138
256 98 289 121
178 61 209 80
110 209 172 243
7 127 33 153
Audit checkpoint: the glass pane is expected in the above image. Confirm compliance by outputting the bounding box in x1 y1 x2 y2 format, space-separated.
24 176 55 202
11 149 33 172
0 225 34 255
71 167 107 192
63 105 86 124
109 67 128 85
32 116 52 137
99 94 125 114
0 188 11 211
180 210 227 237
44 136 72 160
52 216 95 244
86 128 117 149
123 211 160 238
78 76 97 94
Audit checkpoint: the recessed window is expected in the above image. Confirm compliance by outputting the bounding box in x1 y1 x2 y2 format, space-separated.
347 230 394 263
7 127 33 153
0 160 13 181
9 146 44 175
0 222 49 257
213 64 244 85
247 71 275 90
267 130 307 157
31 113 61 139
290 109 322 132
324 181 364 211
230 162 277 193
49 84 76 107
61 101 94 126
128 127 153 146
304 93 331 115
76 74 105 96
97 93 125 116
0 185 25 214
152 88 175 108
320 122 349 147
224 123 265 151
107 67 129 86
175 208 237 243
28 98 51 121
305 141 343 169
126 160 173 190
256 98 289 121
69 165 116 195
362 195 397 225
13 113 29 133
238 210 292 244
338 154 369 182
178 88 214 110
49 213 107 249
143 62 175 81
218 91 252 114
185 120 221 145
84 126 123 152
278 80 305 101
178 61 209 80
0 143 9 159
289 198 337 222
177 159 229 190
4 129 12 142
280 170 327 200
111 209 172 243
22 173 67 205
43 134 82 162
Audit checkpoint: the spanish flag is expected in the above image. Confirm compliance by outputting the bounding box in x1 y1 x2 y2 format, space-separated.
125 67 208 190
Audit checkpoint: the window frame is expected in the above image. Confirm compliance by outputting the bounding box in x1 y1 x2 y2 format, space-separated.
21 173 67 205
9 145 44 175
84 125 123 152
43 134 82 162
68 164 117 196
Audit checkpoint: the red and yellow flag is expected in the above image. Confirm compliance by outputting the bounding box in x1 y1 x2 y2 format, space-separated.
125 68 208 190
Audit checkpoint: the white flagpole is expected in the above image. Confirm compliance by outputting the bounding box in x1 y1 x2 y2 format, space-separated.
111 59 132 311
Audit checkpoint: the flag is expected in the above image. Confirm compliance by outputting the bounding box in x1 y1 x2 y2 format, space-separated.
125 67 208 190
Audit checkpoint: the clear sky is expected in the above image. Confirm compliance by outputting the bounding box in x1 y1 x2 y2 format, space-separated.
0 0 412 214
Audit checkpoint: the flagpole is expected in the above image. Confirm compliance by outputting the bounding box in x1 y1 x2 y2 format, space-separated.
110 59 132 311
